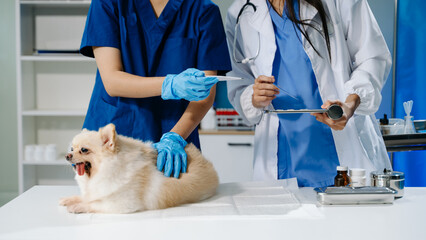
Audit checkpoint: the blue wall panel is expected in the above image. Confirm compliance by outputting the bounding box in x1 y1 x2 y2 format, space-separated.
393 0 426 187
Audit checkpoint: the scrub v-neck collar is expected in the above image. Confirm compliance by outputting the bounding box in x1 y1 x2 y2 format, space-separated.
268 4 287 30
266 0 288 30
267 0 301 31
137 0 184 34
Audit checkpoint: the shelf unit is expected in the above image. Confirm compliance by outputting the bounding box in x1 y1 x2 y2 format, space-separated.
16 0 96 193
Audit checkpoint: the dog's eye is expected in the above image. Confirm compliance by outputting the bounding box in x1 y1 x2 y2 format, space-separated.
81 148 89 153
70 147 73 152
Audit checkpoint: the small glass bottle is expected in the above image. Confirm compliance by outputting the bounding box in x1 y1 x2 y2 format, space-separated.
334 166 350 187
379 114 390 135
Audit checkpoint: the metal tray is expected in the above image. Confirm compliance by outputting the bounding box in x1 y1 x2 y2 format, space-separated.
314 187 397 205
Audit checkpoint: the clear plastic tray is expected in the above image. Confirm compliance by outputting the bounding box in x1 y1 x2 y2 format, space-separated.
314 187 397 205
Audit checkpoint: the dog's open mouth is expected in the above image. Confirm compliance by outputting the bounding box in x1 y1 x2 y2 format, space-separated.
73 162 91 176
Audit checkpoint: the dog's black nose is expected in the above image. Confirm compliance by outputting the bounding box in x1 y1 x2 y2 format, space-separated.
66 153 73 161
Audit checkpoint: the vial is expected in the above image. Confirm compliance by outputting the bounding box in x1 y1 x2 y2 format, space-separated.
334 166 350 187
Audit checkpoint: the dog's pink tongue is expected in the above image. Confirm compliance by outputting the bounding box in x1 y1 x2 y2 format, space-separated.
76 163 85 176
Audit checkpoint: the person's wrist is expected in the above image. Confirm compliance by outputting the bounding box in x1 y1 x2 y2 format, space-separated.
163 132 187 148
252 94 264 109
346 94 360 108
345 94 360 118
161 74 177 100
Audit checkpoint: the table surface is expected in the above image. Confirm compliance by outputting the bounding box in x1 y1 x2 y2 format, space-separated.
1 185 426 240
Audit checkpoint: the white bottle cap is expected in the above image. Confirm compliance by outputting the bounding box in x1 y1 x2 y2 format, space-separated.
336 166 348 171
349 168 366 177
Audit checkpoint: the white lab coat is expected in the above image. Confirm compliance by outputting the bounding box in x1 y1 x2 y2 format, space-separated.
225 0 392 182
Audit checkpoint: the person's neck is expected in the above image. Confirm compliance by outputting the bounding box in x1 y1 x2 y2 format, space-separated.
150 0 169 18
268 0 285 17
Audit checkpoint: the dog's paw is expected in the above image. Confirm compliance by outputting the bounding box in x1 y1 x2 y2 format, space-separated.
67 203 90 214
59 196 82 206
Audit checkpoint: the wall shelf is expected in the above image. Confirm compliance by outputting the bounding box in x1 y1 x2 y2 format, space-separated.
20 1 91 7
21 54 94 62
23 161 69 166
16 0 94 193
22 110 87 116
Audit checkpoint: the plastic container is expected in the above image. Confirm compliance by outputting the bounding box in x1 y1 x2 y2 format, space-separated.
403 100 415 134
201 107 217 130
33 145 45 162
378 118 404 135
215 108 254 130
44 144 57 162
404 116 416 134
349 168 366 187
24 145 35 162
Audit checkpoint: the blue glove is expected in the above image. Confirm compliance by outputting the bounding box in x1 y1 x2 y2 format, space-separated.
161 68 218 101
153 132 188 178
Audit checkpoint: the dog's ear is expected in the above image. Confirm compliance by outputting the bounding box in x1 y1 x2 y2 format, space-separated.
100 124 116 152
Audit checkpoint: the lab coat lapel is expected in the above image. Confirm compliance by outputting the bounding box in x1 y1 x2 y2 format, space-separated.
300 0 319 25
247 0 270 32
299 1 339 104
246 0 275 77
300 1 335 39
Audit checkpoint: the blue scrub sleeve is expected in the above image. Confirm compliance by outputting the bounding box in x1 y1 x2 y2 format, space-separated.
80 0 120 58
197 6 231 72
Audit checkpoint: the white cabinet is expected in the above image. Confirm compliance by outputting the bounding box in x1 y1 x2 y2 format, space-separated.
199 132 254 183
16 0 96 193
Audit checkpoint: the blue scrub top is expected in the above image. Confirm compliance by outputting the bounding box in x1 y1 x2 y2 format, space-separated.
269 2 339 187
80 0 231 147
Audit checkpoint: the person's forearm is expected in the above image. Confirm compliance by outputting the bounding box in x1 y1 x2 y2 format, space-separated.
345 94 361 119
170 70 217 139
101 71 164 98
93 46 164 98
170 85 216 139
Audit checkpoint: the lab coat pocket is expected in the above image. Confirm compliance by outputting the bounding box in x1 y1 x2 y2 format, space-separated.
156 38 197 75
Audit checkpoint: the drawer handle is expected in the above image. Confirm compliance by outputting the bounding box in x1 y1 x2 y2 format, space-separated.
227 143 252 147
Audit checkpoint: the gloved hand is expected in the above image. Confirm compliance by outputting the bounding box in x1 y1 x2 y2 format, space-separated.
161 68 218 101
153 132 188 178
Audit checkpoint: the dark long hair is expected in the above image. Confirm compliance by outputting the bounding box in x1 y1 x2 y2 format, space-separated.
270 0 331 59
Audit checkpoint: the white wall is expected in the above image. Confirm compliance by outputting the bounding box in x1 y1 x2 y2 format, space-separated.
0 0 18 206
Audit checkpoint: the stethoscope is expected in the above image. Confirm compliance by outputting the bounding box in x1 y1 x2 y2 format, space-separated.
234 0 299 101
233 0 261 64
233 1 344 120
233 0 298 101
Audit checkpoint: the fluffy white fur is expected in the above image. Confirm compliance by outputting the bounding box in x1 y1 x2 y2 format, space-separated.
59 123 219 214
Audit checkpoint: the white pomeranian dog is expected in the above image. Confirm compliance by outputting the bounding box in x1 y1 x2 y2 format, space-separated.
59 123 218 214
